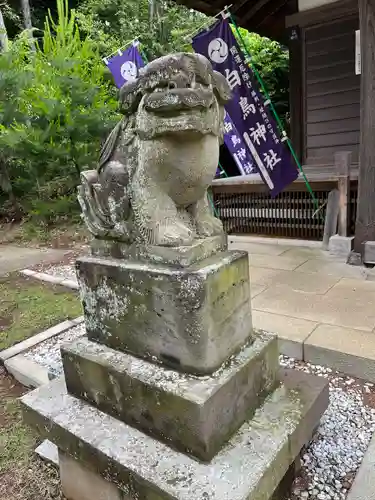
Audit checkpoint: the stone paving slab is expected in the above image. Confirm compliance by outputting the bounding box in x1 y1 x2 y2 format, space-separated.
252 284 375 332
252 310 318 360
0 245 68 276
21 369 328 500
228 240 292 256
280 247 340 261
250 284 267 298
251 268 339 295
248 253 309 271
326 277 375 296
249 267 281 287
295 259 369 279
304 324 375 382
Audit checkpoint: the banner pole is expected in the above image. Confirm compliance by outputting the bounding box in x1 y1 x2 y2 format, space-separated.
228 11 322 217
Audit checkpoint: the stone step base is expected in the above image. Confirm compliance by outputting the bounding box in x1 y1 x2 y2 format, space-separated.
62 332 279 462
21 369 329 500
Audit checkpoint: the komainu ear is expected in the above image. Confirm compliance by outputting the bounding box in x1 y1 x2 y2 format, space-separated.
212 70 232 104
119 79 143 115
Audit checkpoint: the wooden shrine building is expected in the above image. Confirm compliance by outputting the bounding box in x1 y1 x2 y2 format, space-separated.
174 0 375 257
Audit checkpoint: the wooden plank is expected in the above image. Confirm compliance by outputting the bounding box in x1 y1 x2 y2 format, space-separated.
306 37 355 58
354 0 375 251
307 145 359 162
335 151 352 237
305 31 355 52
286 0 357 28
307 104 360 123
307 119 359 136
304 16 358 41
307 63 357 84
307 76 359 98
307 49 356 70
307 131 359 149
307 90 359 110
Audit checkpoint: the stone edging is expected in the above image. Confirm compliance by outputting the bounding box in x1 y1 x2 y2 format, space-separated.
228 235 323 248
20 269 78 289
0 316 84 362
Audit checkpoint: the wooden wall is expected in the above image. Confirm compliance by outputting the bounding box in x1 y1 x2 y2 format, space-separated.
303 15 360 164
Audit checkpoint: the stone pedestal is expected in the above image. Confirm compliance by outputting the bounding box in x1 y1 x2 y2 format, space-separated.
21 245 329 500
76 249 253 375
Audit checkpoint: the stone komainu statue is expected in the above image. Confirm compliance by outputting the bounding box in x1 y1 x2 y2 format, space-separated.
78 52 231 247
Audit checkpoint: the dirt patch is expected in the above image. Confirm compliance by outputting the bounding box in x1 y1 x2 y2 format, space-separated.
0 273 82 351
0 366 66 500
0 222 89 250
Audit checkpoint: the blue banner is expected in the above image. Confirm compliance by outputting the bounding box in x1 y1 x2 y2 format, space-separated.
106 43 145 88
193 19 298 196
224 111 255 175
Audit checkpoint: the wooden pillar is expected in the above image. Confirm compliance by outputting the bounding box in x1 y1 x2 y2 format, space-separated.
20 0 35 51
287 25 303 163
335 151 351 237
354 0 375 253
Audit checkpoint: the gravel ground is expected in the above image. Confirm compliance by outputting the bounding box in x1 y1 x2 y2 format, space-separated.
280 356 375 500
41 264 77 283
21 329 375 499
23 323 85 377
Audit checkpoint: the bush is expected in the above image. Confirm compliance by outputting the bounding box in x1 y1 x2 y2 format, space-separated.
0 0 119 224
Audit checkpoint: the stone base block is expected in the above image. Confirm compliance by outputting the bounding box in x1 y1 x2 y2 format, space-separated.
76 251 253 375
57 448 302 500
21 370 329 500
57 449 301 500
364 241 375 265
62 332 278 461
90 235 227 268
328 235 354 258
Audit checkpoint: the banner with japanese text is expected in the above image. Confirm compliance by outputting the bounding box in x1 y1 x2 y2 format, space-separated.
193 19 298 196
106 43 144 89
223 111 255 175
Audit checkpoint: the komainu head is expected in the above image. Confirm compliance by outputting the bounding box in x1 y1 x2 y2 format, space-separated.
119 52 231 140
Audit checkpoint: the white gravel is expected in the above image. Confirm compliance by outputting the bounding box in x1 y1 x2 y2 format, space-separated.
280 356 375 500
22 329 375 499
42 264 77 283
24 323 85 377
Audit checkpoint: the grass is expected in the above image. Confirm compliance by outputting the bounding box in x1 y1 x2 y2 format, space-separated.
0 366 65 500
0 221 89 249
0 274 82 351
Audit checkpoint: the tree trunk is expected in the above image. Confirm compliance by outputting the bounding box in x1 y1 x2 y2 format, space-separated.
0 6 8 52
354 0 375 253
20 0 35 51
0 158 22 221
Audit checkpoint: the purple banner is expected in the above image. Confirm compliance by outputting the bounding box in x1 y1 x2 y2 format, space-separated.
106 43 144 88
224 111 255 175
193 19 298 196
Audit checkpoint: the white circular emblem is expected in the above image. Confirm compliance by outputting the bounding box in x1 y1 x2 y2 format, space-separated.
208 38 229 64
120 61 137 82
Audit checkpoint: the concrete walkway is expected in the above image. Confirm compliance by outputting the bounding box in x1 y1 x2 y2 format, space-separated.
229 236 375 382
0 245 68 276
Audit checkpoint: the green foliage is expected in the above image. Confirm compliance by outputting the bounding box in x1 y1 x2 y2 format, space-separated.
233 27 289 125
75 0 207 59
0 0 290 227
0 0 119 224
